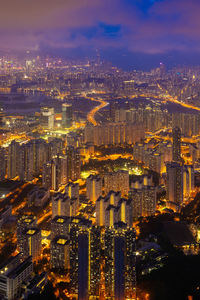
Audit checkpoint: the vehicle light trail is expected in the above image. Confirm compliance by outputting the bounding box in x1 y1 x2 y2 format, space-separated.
87 97 109 126
157 83 200 112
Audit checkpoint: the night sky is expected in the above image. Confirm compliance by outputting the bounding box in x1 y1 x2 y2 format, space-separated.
2 0 200 70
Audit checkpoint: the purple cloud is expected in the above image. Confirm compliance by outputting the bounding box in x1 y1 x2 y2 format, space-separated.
0 0 200 54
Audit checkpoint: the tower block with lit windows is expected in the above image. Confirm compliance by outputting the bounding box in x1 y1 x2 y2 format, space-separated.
104 223 136 300
62 103 73 128
172 126 182 163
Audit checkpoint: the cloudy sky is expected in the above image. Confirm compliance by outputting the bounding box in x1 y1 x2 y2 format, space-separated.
1 0 200 69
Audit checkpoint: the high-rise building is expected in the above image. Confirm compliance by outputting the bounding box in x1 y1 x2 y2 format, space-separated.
51 216 70 240
96 191 121 227
69 218 92 298
104 170 129 195
131 174 153 189
17 215 37 230
51 157 61 191
65 182 79 199
96 196 106 226
17 215 37 253
109 100 119 121
40 107 55 129
62 103 73 128
116 198 133 226
52 192 70 218
65 182 79 215
125 226 137 299
46 153 70 191
166 162 183 205
20 228 41 261
104 227 115 298
104 223 136 300
133 142 145 163
19 142 34 181
7 140 48 182
65 146 81 181
86 175 102 203
31 139 48 176
89 226 101 298
172 112 200 137
129 189 143 218
0 255 33 300
142 186 157 216
78 232 89 300
47 138 64 160
7 141 20 179
183 165 195 199
0 147 6 180
129 186 157 218
172 126 181 162
50 236 70 270
42 161 53 189
96 191 133 227
66 217 136 299
84 122 145 146
0 105 5 127
105 205 117 228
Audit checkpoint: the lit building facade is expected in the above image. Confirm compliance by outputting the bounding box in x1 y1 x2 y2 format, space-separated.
172 126 181 162
166 162 183 205
50 236 70 270
62 103 73 128
104 170 129 196
86 175 102 203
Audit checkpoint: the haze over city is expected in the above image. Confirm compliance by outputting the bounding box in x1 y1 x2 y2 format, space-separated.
0 0 200 69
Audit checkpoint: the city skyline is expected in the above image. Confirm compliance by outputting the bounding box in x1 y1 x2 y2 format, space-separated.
1 0 200 69
1 1 200 300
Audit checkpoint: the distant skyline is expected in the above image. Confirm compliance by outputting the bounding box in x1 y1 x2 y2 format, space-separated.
1 0 200 70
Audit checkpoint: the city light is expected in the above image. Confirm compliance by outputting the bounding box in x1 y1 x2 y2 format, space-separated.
0 7 200 298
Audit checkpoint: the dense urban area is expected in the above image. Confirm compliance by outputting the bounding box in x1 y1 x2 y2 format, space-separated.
1 53 200 300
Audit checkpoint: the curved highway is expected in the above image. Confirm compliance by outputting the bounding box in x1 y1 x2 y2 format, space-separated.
87 96 109 126
157 83 200 112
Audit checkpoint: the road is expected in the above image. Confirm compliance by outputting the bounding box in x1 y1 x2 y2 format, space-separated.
86 85 200 127
87 96 109 126
157 83 200 112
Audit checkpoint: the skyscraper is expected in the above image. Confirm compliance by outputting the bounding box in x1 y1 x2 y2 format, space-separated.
0 147 6 180
62 103 73 128
104 170 129 196
50 236 70 270
129 186 157 218
183 165 195 199
65 146 81 181
65 182 79 200
31 139 48 176
42 161 53 189
65 182 79 215
104 223 136 300
89 226 101 298
52 192 70 218
40 107 55 129
86 175 102 203
7 141 20 179
20 228 41 261
51 154 68 190
51 215 70 240
19 142 34 181
172 126 181 162
96 191 134 227
166 162 183 205
17 215 37 255
69 218 92 298
0 255 33 300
